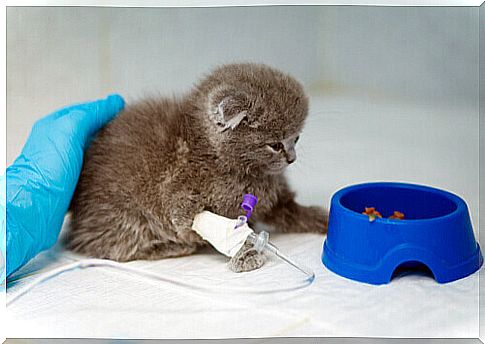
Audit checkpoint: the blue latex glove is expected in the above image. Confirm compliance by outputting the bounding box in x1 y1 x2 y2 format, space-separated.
1 94 125 281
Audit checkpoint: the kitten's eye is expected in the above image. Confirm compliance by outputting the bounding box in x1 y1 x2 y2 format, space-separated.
269 142 284 152
294 135 300 144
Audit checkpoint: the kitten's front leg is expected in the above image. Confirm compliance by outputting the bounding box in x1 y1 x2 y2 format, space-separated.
171 194 265 273
228 241 266 272
258 189 328 234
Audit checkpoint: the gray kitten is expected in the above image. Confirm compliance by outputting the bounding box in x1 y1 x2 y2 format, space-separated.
67 63 327 272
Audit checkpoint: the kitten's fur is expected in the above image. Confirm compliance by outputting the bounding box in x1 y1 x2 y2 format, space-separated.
67 63 327 272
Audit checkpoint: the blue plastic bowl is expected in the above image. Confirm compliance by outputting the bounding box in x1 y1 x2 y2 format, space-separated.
322 182 483 284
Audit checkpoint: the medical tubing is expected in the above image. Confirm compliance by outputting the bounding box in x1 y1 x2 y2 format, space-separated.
268 244 315 281
6 256 314 307
6 259 208 307
247 231 315 281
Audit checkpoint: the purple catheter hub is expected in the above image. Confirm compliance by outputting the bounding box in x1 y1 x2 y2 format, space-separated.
241 194 258 220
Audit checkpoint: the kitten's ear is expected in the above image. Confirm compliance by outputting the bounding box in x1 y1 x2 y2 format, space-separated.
209 88 249 132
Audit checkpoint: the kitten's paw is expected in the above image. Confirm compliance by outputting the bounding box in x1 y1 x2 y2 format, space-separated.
228 247 266 273
302 206 328 234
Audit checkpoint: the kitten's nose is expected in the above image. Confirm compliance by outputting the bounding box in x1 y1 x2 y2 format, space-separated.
285 148 296 164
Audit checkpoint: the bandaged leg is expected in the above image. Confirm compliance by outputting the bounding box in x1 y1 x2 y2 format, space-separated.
191 211 266 272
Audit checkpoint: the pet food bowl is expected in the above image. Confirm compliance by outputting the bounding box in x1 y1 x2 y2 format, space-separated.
322 182 482 285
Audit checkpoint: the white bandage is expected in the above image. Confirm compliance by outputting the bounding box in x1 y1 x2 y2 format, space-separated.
191 211 253 257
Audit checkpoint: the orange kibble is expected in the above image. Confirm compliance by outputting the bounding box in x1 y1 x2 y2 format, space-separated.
363 207 405 222
362 207 382 218
389 211 405 220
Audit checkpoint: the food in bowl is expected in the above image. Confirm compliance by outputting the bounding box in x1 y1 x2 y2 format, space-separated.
363 207 405 222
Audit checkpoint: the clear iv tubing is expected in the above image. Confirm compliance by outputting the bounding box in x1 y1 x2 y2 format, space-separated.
247 232 315 282
7 254 314 307
236 216 315 282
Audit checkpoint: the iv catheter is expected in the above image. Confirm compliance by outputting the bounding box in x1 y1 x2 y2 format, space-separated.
235 194 315 282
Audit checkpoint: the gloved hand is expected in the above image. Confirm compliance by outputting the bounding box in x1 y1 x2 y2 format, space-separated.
1 94 125 281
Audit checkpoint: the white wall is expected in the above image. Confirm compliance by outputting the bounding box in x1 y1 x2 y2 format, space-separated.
7 6 480 163
315 6 478 106
7 6 321 164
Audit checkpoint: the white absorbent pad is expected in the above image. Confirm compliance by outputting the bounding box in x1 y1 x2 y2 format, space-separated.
5 232 479 339
191 211 253 257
